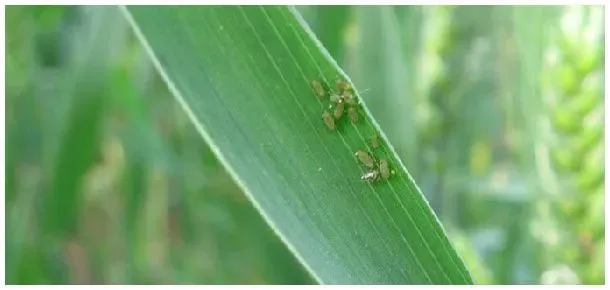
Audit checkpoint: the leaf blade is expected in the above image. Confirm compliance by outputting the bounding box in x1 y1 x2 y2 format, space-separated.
123 5 472 284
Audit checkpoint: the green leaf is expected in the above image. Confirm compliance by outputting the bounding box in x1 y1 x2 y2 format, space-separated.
302 5 351 61
346 6 419 174
43 6 128 239
123 5 472 284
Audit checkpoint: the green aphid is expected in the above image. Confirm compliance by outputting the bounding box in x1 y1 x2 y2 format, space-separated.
333 102 345 119
379 159 391 180
322 110 335 130
330 93 343 103
355 150 375 168
311 80 326 98
342 90 357 105
371 135 380 149
336 79 351 92
348 106 359 123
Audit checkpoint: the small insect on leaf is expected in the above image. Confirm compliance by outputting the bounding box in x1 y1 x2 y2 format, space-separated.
336 79 351 92
379 159 391 180
355 150 375 168
322 110 335 130
311 80 326 98
333 102 345 119
342 90 357 105
371 135 380 149
330 93 343 103
361 169 379 182
348 106 359 123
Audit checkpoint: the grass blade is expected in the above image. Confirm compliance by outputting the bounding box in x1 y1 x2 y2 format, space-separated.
123 5 472 284
346 6 419 173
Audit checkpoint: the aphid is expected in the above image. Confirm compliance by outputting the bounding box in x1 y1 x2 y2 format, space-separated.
379 159 391 180
348 106 359 123
361 169 379 182
333 102 345 119
322 110 335 130
371 135 380 149
336 79 351 92
342 90 357 105
311 80 326 98
355 150 375 168
330 93 343 103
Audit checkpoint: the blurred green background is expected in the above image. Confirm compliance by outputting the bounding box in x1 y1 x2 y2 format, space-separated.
5 5 604 285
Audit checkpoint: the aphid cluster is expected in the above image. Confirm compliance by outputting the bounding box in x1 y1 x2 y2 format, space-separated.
310 78 394 183
311 78 360 131
333 80 359 124
355 136 395 183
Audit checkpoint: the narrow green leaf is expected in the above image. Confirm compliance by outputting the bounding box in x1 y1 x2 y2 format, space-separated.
346 6 419 173
123 5 472 284
43 6 128 239
304 5 351 61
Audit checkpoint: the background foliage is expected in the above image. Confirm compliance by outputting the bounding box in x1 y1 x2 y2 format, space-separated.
5 5 604 284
